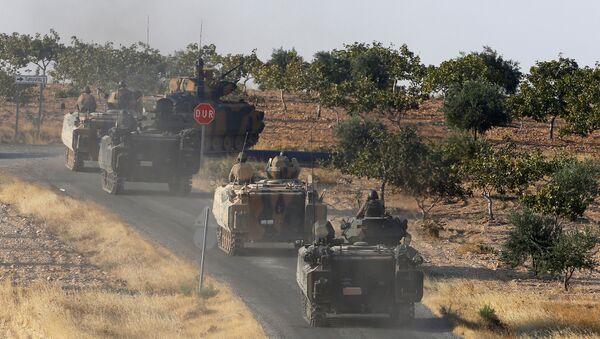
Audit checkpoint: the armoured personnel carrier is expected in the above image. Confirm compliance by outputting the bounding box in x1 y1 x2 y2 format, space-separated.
61 111 119 171
296 214 424 327
97 109 202 195
212 153 327 255
146 58 265 154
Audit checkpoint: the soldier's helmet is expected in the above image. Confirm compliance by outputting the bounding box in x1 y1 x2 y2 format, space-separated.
368 190 379 201
82 85 91 94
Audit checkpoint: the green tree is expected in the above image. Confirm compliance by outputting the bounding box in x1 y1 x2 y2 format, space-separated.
427 47 521 94
462 140 550 220
54 38 166 94
302 50 351 119
501 209 562 276
166 43 219 77
404 145 465 220
217 51 263 93
561 66 600 137
510 57 580 139
255 47 306 110
544 228 599 291
523 160 600 220
333 120 434 205
443 80 510 139
0 30 64 75
342 42 427 125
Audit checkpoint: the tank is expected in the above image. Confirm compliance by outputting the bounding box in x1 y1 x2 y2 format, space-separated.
97 109 202 195
61 111 119 171
296 215 424 327
144 58 265 154
212 156 327 255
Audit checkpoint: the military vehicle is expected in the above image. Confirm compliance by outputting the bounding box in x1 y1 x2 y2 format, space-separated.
61 111 119 171
97 109 202 195
212 154 327 255
296 214 424 327
145 58 265 154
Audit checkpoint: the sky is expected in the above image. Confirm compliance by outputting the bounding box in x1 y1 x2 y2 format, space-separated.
1 0 599 70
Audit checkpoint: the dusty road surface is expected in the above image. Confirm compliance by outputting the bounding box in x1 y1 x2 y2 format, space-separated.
0 144 455 339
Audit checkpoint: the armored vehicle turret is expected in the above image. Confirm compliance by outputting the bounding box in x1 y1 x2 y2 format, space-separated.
144 58 265 154
296 212 424 327
212 153 327 255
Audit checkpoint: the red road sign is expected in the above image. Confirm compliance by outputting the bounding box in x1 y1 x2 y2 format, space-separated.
193 103 216 125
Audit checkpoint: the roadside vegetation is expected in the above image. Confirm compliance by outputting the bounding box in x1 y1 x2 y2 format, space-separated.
2 29 600 338
0 174 264 338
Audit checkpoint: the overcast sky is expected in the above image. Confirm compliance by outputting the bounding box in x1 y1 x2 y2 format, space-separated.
1 0 599 70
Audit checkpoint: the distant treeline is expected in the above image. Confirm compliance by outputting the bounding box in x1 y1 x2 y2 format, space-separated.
1 30 599 137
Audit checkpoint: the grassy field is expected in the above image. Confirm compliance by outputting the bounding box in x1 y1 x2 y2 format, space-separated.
423 278 600 339
0 174 264 338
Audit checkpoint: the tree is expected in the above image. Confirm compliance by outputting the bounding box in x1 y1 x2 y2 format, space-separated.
255 48 306 110
166 43 219 77
302 50 351 119
462 140 550 220
333 120 434 205
523 159 600 220
561 66 600 137
0 30 63 76
300 43 427 125
427 47 521 94
443 80 510 139
404 145 465 220
510 57 580 139
217 50 263 93
54 38 166 94
501 209 562 275
544 227 599 291
342 42 427 125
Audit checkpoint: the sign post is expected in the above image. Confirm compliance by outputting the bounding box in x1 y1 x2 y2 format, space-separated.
198 207 210 291
193 102 216 167
14 75 47 141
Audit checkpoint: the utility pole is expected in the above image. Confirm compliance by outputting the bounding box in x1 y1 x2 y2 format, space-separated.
146 15 150 46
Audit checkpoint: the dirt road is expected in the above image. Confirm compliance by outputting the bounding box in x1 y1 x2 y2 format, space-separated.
0 144 455 339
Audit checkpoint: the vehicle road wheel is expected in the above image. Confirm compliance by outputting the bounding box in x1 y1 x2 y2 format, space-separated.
101 170 123 195
168 177 192 196
217 226 243 255
302 294 326 327
65 147 83 171
391 302 415 326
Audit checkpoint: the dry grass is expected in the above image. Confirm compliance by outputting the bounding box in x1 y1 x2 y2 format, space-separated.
423 278 600 339
0 122 61 144
0 174 265 338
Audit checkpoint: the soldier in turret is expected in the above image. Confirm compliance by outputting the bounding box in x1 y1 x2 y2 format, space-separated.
76 86 97 113
266 152 300 179
107 81 138 111
356 190 385 218
229 152 255 184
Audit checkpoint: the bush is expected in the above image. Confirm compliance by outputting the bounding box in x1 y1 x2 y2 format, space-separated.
443 80 510 139
523 160 600 220
55 87 79 98
544 228 599 291
501 209 562 275
478 304 503 329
